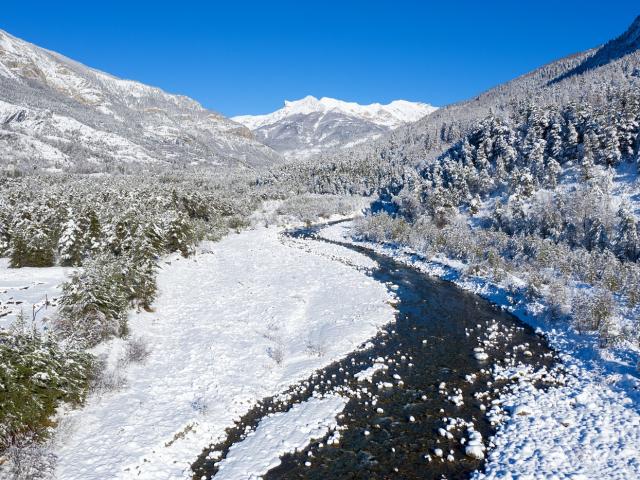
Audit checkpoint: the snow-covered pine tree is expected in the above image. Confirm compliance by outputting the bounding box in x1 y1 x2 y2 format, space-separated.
56 254 130 346
165 211 195 257
58 211 86 266
616 205 640 261
84 207 103 253
9 214 56 268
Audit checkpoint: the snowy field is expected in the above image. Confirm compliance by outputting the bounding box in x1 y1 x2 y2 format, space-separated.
0 258 69 330
321 221 640 479
50 227 395 479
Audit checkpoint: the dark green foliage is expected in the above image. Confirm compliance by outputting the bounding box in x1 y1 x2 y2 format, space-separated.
9 217 56 268
165 212 195 257
56 255 130 347
0 174 271 344
0 323 93 448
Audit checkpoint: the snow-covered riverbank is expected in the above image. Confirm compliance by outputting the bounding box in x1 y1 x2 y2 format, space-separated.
50 226 395 479
320 221 640 479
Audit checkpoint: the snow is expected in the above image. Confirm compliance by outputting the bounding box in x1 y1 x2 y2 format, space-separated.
354 362 386 383
50 227 395 479
232 95 437 130
214 394 347 479
0 258 69 330
320 221 640 480
465 429 485 460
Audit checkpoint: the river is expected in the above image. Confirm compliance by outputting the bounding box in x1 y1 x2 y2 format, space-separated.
192 223 554 479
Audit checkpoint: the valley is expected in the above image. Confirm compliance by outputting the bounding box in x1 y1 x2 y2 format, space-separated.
1 10 640 480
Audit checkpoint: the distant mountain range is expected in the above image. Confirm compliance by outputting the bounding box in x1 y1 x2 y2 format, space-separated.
0 29 282 172
233 96 436 159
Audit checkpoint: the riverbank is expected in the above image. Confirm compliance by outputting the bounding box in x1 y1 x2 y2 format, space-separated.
320 221 640 479
48 226 395 479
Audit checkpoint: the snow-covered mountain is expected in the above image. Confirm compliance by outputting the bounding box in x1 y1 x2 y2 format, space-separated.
232 96 436 159
0 29 282 172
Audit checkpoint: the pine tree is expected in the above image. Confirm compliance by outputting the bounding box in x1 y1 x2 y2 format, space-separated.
528 139 546 183
58 212 85 266
84 208 103 252
564 121 579 162
585 217 609 252
165 212 195 257
544 157 562 188
0 215 9 256
615 205 640 261
579 131 598 182
56 254 129 346
9 216 56 268
601 124 621 167
546 120 563 160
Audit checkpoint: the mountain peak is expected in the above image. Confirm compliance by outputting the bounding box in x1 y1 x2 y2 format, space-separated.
235 96 436 130
284 95 321 108
232 97 437 159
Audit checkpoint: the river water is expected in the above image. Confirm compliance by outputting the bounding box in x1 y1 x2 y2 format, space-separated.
192 224 554 479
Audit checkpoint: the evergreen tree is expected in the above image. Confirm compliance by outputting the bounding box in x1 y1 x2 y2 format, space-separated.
58 212 86 266
616 205 640 261
601 124 622 167
165 212 195 257
9 216 56 268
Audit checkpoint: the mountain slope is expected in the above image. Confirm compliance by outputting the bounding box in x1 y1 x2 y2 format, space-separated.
0 29 282 172
550 15 640 84
232 96 436 159
317 15 640 172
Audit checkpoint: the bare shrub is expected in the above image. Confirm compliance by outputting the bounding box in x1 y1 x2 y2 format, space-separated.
191 396 208 415
90 356 127 395
572 289 616 344
305 339 326 358
267 344 284 365
2 432 56 480
123 336 151 364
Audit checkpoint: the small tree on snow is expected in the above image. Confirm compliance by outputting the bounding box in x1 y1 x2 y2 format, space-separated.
56 255 129 346
58 213 85 266
165 212 194 257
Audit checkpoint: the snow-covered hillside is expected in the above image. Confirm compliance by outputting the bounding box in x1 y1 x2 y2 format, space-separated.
0 29 283 172
232 96 436 159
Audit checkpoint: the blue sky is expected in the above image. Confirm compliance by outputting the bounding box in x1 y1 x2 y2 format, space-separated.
2 1 638 116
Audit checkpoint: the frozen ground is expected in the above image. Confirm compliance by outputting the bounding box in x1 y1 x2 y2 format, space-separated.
321 221 640 479
0 258 69 330
50 226 395 479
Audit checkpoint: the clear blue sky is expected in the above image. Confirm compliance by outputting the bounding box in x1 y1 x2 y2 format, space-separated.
2 1 638 116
